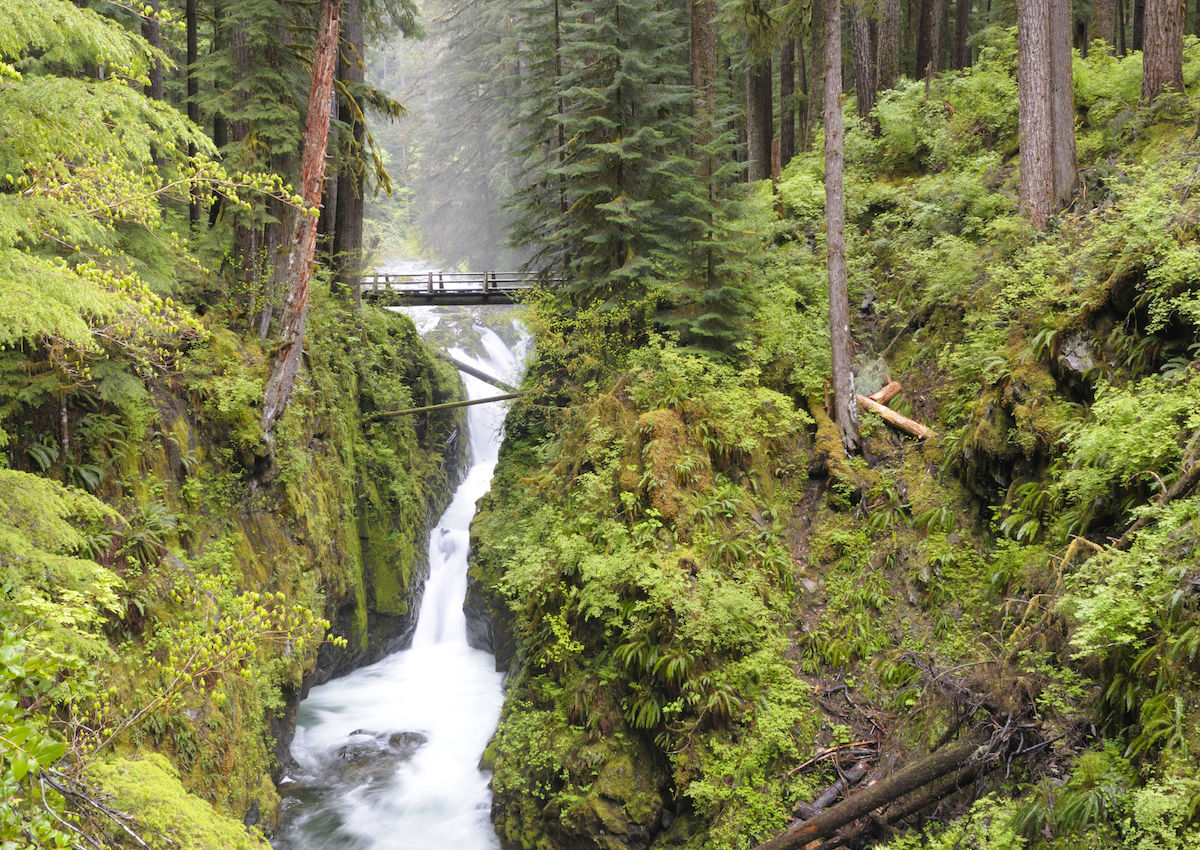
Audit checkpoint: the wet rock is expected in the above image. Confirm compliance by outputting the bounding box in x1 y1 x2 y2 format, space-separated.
336 730 428 765
1057 332 1096 377
387 731 429 760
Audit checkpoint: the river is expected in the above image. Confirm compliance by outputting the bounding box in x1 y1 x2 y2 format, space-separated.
273 300 524 850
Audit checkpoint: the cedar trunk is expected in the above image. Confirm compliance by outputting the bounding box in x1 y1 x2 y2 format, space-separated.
952 0 971 68
850 1 877 118
806 0 827 150
916 0 943 76
824 0 860 452
261 0 343 437
746 56 774 181
780 35 796 167
1142 0 1185 101
877 0 901 89
141 1 163 100
186 0 200 227
333 0 365 305
1092 0 1117 47
1018 0 1054 229
1050 0 1076 209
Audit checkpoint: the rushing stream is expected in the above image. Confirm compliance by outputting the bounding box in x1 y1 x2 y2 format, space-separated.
273 301 524 849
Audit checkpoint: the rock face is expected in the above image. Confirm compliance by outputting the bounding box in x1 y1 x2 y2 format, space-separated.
491 733 669 850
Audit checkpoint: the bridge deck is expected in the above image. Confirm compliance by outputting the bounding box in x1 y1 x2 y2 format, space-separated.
361 272 539 306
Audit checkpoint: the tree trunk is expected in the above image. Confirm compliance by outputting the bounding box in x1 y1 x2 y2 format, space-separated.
952 0 971 68
1119 0 1128 53
1092 0 1117 49
141 1 163 100
746 55 774 181
261 0 343 438
1142 0 1185 101
186 0 200 228
781 34 796 167
333 0 365 305
916 0 943 77
807 0 827 150
691 0 719 182
1018 0 1054 229
877 0 901 89
1132 0 1145 49
850 1 877 118
824 0 860 453
1050 0 1076 209
798 35 812 148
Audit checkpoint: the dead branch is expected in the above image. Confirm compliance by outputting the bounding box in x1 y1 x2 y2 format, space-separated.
1114 460 1200 550
42 769 154 849
789 741 877 775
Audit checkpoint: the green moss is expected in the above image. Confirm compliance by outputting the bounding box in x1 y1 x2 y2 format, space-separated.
85 754 271 850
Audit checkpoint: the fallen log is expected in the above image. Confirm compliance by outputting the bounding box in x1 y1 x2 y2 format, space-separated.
435 351 521 394
809 752 997 850
367 392 527 421
867 381 902 405
792 762 870 820
752 738 985 850
856 394 935 440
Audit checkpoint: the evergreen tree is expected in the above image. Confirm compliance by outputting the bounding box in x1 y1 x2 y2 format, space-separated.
512 0 711 311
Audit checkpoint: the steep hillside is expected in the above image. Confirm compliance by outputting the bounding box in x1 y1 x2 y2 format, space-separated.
468 34 1200 850
0 289 463 846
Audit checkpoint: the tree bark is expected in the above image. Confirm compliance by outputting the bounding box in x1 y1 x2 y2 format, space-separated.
754 739 986 850
261 0 343 438
1050 0 1077 209
952 0 971 68
333 0 365 305
825 0 860 453
807 0 827 150
1133 0 1146 49
746 55 774 181
1018 0 1055 229
186 0 200 228
916 0 943 77
141 0 163 101
781 34 796 167
877 0 901 89
1142 0 1185 101
1092 0 1118 49
850 1 877 118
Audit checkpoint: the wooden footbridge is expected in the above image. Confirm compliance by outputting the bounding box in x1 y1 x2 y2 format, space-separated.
360 271 543 305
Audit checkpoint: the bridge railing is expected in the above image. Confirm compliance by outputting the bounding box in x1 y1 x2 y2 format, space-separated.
360 271 540 295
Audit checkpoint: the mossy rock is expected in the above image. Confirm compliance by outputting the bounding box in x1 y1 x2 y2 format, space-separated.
84 753 272 849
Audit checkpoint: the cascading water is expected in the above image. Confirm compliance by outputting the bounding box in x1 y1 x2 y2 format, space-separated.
273 300 524 850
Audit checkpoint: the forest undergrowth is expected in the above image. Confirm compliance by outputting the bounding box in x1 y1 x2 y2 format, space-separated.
469 31 1200 850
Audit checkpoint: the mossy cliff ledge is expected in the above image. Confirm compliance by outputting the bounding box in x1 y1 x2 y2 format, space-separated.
0 293 464 847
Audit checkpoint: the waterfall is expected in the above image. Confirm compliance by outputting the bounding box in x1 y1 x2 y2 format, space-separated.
273 301 523 850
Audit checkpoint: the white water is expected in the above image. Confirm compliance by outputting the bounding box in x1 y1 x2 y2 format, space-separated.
273 307 523 850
